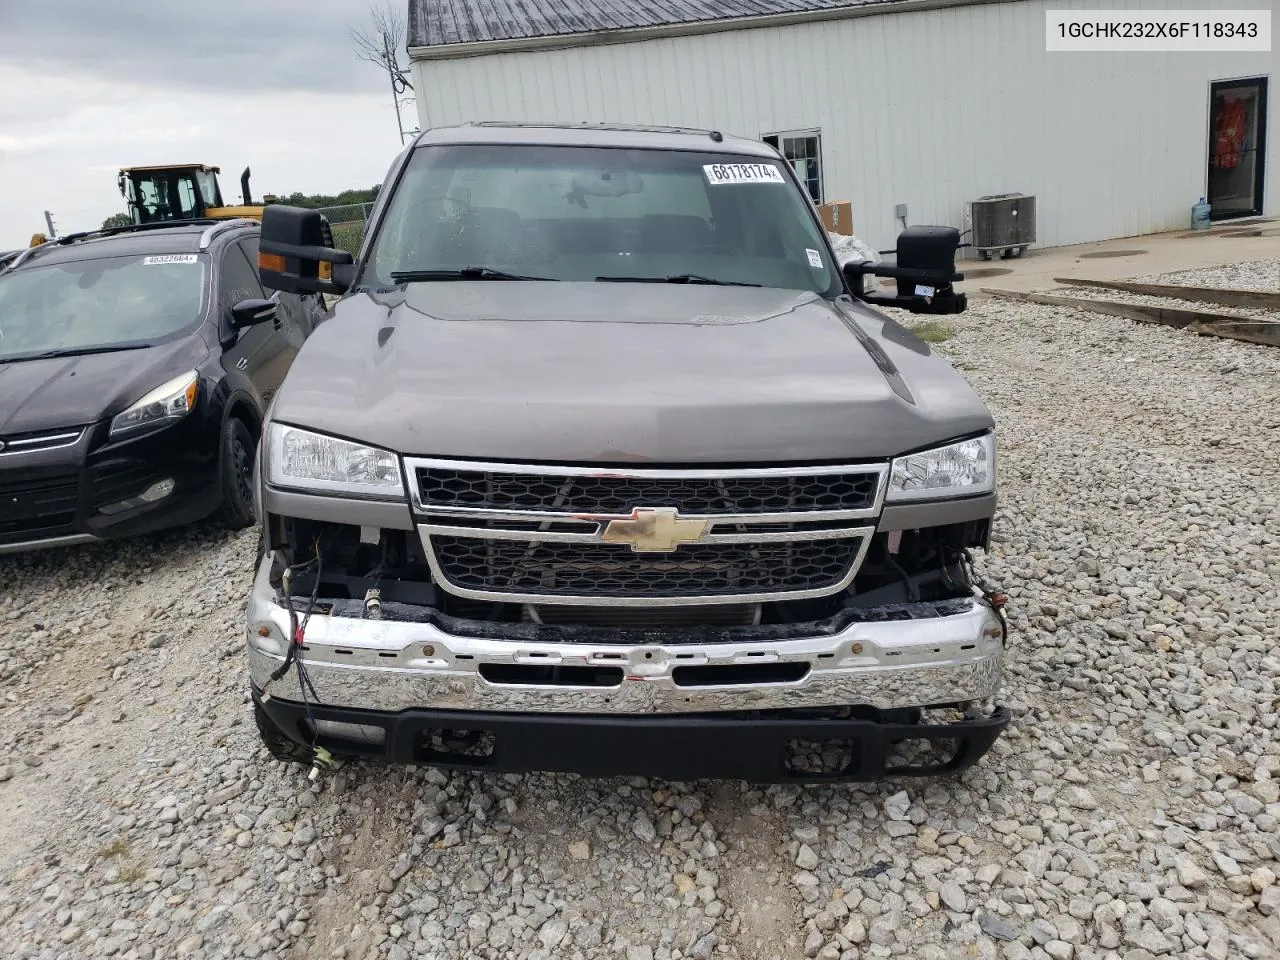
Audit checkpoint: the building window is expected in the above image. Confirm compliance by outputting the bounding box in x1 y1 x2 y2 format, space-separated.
763 130 823 203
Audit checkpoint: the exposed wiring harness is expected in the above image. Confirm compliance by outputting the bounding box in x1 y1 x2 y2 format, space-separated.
260 555 314 696
362 535 389 619
294 550 323 735
960 547 1009 642
259 539 333 779
937 545 1008 642
886 553 921 603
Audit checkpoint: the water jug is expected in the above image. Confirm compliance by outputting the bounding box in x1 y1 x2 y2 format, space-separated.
1191 197 1212 230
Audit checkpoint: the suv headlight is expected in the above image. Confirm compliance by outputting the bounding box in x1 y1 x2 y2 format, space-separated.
110 371 198 437
266 422 404 499
886 433 995 502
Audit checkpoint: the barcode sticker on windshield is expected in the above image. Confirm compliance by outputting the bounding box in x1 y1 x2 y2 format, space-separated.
143 255 198 265
806 249 823 269
703 163 785 185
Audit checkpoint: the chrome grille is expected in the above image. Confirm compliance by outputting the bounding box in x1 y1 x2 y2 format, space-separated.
0 427 84 455
416 466 880 514
405 458 887 606
432 536 868 601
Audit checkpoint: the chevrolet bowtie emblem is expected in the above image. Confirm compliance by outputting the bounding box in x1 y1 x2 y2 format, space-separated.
601 507 709 552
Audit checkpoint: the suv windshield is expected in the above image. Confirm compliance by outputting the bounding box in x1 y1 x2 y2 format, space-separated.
0 253 208 361
362 144 842 296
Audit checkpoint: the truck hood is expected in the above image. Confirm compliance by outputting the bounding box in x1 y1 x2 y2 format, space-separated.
270 282 993 463
0 337 210 436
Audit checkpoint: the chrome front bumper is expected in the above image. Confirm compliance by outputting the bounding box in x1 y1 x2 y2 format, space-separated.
245 556 1005 716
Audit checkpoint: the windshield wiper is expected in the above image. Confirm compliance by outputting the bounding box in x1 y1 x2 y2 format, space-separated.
596 274 760 287
3 344 152 362
390 267 558 282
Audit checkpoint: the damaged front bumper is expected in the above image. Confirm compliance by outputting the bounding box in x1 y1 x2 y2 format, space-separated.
246 555 1011 781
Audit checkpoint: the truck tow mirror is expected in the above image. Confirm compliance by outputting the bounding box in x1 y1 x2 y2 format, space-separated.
258 205 354 296
842 225 967 315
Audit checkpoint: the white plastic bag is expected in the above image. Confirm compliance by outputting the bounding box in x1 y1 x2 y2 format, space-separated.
827 232 880 293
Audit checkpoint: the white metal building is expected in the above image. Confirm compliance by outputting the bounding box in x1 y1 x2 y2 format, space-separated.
408 0 1275 253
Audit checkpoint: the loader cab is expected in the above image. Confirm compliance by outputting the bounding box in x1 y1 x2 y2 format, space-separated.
120 164 224 225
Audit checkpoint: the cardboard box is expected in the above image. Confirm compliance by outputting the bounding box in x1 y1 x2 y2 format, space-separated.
817 201 853 236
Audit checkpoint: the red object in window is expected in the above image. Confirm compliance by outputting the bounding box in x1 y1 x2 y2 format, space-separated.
1214 98 1247 170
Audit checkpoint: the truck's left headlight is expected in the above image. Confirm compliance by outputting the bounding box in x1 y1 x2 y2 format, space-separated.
886 433 995 502
266 422 404 499
110 371 198 437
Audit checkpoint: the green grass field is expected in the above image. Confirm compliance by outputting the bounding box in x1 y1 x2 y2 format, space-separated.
329 221 366 257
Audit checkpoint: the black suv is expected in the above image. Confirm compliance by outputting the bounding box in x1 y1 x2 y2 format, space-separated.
0 218 325 552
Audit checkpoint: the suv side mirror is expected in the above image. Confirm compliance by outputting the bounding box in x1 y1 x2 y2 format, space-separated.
231 298 277 329
843 226 967 315
258 205 355 296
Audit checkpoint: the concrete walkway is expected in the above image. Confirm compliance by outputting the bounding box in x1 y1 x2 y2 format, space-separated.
955 217 1279 298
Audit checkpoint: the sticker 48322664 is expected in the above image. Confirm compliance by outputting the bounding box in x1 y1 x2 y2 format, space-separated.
806 249 823 269
702 163 785 185
143 254 198 265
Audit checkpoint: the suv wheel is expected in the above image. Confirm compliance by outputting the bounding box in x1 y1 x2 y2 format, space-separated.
254 700 312 765
216 417 256 529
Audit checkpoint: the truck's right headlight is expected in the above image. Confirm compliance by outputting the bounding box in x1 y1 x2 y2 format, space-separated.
266 422 404 499
886 433 995 502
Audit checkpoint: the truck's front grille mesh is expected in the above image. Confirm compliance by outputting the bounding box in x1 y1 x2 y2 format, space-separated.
416 468 880 514
408 458 885 604
431 536 865 600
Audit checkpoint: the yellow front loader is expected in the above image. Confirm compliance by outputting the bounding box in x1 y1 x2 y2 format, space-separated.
117 164 277 225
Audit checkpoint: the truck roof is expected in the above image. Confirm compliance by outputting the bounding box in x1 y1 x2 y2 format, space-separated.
412 121 778 157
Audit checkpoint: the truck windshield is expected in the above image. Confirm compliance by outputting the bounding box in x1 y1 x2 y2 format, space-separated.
0 254 208 362
362 144 842 296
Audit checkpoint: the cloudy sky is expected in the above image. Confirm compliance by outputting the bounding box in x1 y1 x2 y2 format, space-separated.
0 1 414 249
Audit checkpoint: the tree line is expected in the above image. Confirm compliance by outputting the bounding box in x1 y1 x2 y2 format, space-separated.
275 186 381 210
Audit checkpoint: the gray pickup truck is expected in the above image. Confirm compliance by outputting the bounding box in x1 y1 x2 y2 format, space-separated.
245 121 1009 784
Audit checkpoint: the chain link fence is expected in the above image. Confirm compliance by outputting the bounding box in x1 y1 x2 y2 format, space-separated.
315 202 375 256
315 194 483 257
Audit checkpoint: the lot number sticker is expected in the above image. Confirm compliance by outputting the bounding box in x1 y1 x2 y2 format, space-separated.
806 249 823 269
143 255 198 265
703 163 785 185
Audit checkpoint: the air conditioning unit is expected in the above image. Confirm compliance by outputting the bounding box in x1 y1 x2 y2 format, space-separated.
970 193 1036 260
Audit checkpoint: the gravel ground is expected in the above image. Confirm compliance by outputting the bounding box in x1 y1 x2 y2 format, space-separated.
1049 257 1280 324
1053 290 1279 325
2 260 1279 960
1133 258 1280 292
